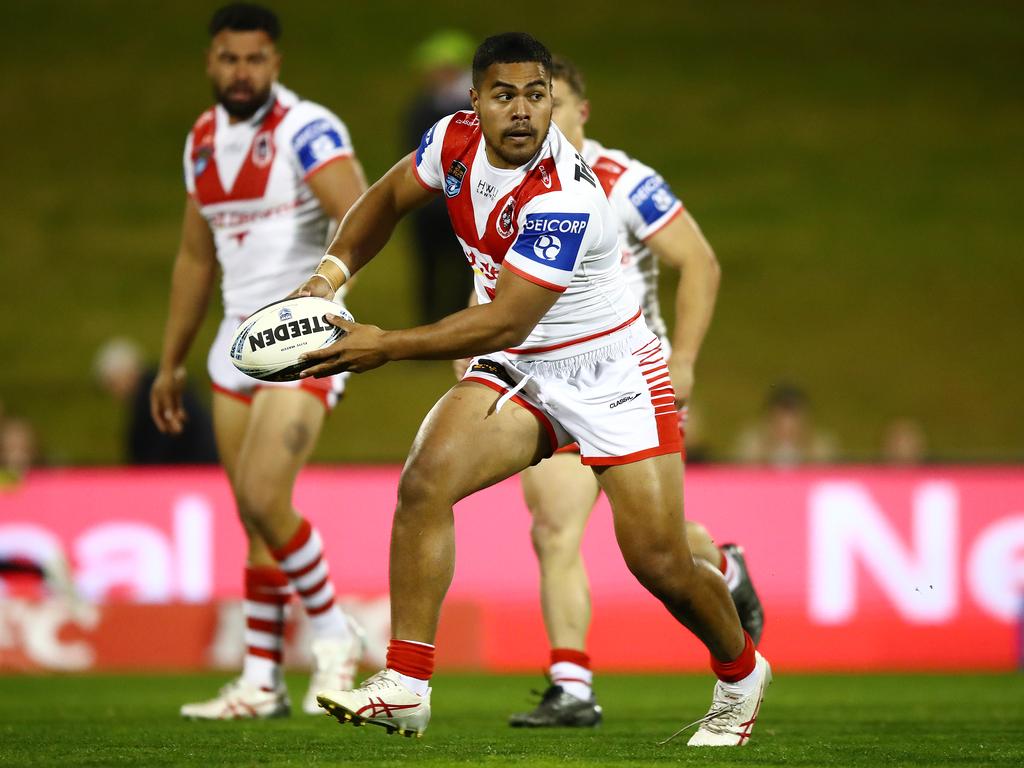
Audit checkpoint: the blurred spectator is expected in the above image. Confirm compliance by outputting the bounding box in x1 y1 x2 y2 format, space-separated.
881 417 928 465
0 417 42 484
94 338 217 465
733 382 838 467
402 30 475 323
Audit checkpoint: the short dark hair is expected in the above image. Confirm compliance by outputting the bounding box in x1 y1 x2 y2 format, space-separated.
550 55 586 99
472 32 552 89
209 3 281 41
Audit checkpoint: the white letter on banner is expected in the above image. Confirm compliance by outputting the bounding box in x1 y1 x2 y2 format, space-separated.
967 516 1024 622
809 481 958 624
173 495 213 602
74 523 173 603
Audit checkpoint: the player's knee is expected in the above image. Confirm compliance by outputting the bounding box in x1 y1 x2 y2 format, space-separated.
235 478 283 527
396 459 456 513
529 514 580 562
622 538 696 600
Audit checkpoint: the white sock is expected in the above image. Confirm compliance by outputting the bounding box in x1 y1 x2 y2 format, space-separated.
394 671 430 696
242 654 280 691
720 662 761 696
550 661 593 701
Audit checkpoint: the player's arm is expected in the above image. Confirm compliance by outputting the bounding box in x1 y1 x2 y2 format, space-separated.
647 210 721 405
298 270 558 376
305 155 368 226
297 153 436 298
151 197 218 435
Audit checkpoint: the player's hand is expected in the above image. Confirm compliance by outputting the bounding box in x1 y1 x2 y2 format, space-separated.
291 274 336 301
298 314 389 376
150 366 188 435
667 354 695 408
452 357 471 380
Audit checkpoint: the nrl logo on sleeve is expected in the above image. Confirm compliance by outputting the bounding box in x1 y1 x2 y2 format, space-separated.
445 160 468 198
496 196 516 238
194 146 213 177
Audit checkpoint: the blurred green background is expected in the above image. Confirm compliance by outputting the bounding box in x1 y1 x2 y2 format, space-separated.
2 0 1021 464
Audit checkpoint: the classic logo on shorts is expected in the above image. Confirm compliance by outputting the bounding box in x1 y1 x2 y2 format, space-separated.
511 213 590 271
496 196 516 238
252 132 274 168
445 160 467 198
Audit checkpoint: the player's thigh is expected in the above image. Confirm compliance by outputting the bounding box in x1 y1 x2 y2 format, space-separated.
521 451 600 542
212 391 253 487
596 453 689 556
235 388 326 507
401 380 550 506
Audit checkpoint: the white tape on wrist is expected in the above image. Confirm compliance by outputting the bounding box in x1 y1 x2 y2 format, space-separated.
310 272 337 292
320 254 352 284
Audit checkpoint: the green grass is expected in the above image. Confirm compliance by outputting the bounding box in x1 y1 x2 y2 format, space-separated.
0 673 1021 767
2 1 1023 463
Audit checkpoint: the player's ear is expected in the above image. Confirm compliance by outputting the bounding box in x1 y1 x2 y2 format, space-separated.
470 88 480 115
580 99 590 127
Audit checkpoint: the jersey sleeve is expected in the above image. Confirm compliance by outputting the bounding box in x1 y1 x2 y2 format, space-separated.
615 161 684 241
183 132 196 196
286 103 355 180
503 192 601 293
410 114 453 191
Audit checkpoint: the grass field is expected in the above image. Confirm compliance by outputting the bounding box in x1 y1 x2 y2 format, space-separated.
0 672 1021 767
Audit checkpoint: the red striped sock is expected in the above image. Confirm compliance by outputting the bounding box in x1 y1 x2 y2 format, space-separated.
550 648 593 700
242 566 291 690
711 631 756 683
271 519 348 638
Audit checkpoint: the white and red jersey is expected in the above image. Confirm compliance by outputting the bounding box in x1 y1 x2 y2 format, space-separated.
583 139 684 342
184 84 354 318
412 111 640 360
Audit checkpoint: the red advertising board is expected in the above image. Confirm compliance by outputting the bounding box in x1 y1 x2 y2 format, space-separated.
1 467 1021 672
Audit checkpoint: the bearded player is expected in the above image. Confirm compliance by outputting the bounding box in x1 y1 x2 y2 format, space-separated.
505 57 765 728
151 4 366 719
296 33 772 746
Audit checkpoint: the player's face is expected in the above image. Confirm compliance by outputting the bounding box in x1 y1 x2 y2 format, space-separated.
551 77 589 150
471 62 552 168
206 30 280 120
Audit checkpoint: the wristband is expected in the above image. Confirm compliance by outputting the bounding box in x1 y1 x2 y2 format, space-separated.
310 272 337 292
319 254 352 284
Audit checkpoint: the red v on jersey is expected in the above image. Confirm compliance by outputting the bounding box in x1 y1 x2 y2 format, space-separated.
440 113 561 295
190 100 291 206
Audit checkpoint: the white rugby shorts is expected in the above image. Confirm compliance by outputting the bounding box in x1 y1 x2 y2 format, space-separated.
207 316 347 410
462 325 682 466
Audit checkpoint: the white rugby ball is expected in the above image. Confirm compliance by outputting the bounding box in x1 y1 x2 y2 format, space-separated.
229 296 353 382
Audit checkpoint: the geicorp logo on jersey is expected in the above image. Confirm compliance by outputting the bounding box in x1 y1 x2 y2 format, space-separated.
629 174 678 226
292 119 344 174
512 213 589 271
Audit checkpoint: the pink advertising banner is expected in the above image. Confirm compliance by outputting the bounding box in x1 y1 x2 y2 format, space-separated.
1 466 1022 672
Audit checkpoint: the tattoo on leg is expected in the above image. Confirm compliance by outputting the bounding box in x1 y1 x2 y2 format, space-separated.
284 422 311 457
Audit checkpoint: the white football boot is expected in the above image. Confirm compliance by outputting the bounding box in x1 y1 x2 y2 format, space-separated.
302 622 367 715
316 669 431 738
680 652 772 747
180 678 290 720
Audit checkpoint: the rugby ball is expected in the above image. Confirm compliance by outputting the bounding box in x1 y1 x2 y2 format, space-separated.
229 296 353 382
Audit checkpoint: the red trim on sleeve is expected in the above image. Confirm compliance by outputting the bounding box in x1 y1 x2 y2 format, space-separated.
410 153 440 191
640 204 684 243
302 150 354 182
502 261 568 293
